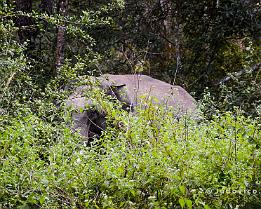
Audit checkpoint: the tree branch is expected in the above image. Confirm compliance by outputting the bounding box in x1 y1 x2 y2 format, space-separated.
218 62 261 85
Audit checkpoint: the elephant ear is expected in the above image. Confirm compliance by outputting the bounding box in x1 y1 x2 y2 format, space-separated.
98 75 132 111
109 84 132 111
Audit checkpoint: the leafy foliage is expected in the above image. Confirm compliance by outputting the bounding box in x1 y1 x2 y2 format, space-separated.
0 100 260 208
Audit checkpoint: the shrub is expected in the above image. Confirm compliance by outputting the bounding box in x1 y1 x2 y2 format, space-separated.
0 98 260 208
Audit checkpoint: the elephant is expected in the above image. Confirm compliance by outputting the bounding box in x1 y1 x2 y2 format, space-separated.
66 74 197 139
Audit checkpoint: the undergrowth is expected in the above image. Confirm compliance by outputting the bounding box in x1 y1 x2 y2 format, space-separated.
0 93 260 208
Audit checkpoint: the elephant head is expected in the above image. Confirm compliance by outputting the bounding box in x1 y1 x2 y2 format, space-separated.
66 84 107 140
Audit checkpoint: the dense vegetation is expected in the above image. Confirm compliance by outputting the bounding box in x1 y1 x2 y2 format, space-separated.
0 0 260 208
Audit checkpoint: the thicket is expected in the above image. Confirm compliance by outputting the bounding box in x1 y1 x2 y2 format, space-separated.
1 97 260 208
0 0 261 208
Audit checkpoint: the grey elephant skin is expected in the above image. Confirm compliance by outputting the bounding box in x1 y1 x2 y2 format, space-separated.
67 74 197 139
99 74 197 114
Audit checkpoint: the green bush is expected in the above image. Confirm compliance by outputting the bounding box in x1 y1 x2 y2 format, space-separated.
0 98 260 208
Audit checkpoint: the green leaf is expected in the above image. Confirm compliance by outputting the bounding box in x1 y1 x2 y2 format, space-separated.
185 198 193 209
179 198 185 209
79 107 83 113
179 185 186 195
204 204 211 209
39 195 45 205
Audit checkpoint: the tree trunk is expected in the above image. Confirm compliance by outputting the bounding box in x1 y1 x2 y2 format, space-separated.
40 0 54 15
15 0 33 43
159 0 173 60
172 0 183 84
54 0 68 76
160 0 183 83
